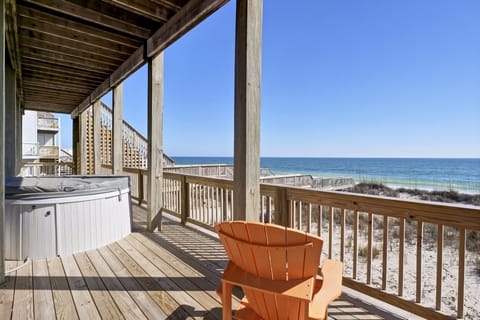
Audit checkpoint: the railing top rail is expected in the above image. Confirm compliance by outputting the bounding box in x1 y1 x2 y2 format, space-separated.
100 101 148 142
164 171 480 230
166 164 232 169
288 185 480 229
165 171 234 187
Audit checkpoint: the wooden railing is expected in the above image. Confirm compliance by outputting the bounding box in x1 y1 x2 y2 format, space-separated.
20 162 73 176
38 145 59 158
156 171 480 320
97 102 174 169
37 116 59 130
19 163 478 319
164 164 234 177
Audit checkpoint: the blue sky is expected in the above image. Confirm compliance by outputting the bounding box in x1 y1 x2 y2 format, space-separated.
59 0 480 158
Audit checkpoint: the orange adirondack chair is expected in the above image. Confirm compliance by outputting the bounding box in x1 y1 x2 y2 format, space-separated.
216 221 343 320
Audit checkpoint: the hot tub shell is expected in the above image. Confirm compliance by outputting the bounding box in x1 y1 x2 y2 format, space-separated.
5 176 131 259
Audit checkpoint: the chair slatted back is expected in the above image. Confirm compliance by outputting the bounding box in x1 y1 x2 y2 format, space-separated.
217 221 323 320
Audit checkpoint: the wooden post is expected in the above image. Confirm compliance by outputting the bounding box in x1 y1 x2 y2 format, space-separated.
233 0 263 221
275 187 288 227
180 175 189 225
112 83 123 175
5 60 16 176
93 100 102 174
138 170 145 203
15 105 22 174
78 109 88 175
0 0 6 283
147 52 164 232
72 116 79 174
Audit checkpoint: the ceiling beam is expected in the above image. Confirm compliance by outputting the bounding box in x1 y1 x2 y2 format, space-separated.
19 29 130 60
21 50 115 75
21 36 124 66
17 5 140 48
23 80 93 95
150 0 184 12
22 0 151 39
21 46 118 73
23 71 99 88
22 59 107 81
102 0 171 23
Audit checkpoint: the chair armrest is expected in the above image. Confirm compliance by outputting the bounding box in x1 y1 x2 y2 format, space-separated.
309 259 344 320
221 262 315 301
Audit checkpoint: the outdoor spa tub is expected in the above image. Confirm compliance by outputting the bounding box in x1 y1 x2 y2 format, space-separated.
4 176 131 259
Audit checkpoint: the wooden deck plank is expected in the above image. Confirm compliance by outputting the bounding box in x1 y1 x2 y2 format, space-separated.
118 236 217 319
73 252 124 319
85 250 147 320
46 257 79 320
107 241 193 319
32 259 56 319
126 233 223 314
148 222 228 273
12 259 33 320
61 255 101 320
138 229 225 292
97 245 168 319
0 261 18 319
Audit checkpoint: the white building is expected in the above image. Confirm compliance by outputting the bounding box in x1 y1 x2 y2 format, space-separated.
22 111 61 174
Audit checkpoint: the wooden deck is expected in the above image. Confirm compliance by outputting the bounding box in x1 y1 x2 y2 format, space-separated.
0 204 414 320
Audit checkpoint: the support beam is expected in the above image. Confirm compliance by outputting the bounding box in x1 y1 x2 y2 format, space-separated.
15 105 22 174
0 0 6 283
233 0 263 221
93 100 102 174
72 0 228 118
5 57 17 176
112 83 123 175
78 109 88 175
147 52 164 232
72 115 79 174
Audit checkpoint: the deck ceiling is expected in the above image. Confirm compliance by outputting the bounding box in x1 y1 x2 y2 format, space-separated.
9 0 227 115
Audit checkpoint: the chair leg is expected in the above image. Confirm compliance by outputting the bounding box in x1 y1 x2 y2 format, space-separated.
222 281 233 320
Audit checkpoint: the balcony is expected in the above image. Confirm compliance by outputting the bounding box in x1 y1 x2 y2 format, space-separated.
22 143 38 157
3 169 479 319
37 117 59 131
38 145 59 159
2 203 415 320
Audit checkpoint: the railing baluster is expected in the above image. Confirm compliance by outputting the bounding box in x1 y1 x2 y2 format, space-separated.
307 203 312 234
353 209 358 280
297 201 302 230
458 227 465 319
416 221 423 303
317 205 322 237
222 188 228 221
367 212 373 285
340 208 345 262
328 206 333 259
382 215 388 290
436 224 443 311
399 217 405 297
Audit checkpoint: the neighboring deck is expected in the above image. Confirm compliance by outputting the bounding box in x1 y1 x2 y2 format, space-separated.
0 204 413 320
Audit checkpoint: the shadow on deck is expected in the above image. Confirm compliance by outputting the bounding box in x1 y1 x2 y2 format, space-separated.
0 203 416 319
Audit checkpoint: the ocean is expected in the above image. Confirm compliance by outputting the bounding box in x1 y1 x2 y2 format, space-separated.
172 157 480 194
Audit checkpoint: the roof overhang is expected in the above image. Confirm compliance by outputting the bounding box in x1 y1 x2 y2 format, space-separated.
6 0 228 116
